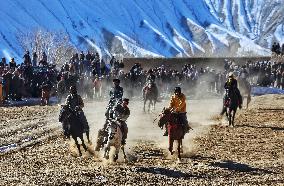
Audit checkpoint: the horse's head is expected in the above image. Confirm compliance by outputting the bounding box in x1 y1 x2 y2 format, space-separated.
59 105 72 122
158 107 172 128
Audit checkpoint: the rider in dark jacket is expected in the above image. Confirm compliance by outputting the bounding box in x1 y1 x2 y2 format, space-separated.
143 69 158 99
221 72 242 115
105 78 123 119
65 86 90 142
113 98 130 145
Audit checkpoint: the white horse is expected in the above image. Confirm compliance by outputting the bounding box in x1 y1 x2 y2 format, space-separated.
103 120 127 162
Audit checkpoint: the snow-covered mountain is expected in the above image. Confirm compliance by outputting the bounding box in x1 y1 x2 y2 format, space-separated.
0 0 283 61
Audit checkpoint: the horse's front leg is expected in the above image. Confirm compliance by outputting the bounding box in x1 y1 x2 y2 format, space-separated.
121 145 127 162
148 100 152 112
247 94 251 109
143 99 146 112
80 135 88 152
180 140 183 154
104 140 110 159
85 130 91 144
177 139 182 161
232 109 236 127
225 108 229 121
113 146 120 162
228 109 232 126
73 137 82 156
169 138 174 155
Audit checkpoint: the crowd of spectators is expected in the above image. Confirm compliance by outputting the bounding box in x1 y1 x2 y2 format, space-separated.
271 42 284 56
1 49 284 106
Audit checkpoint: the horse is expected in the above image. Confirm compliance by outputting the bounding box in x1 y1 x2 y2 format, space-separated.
221 89 240 127
102 119 127 162
238 78 251 109
41 85 50 106
158 108 184 161
59 105 89 156
143 82 158 112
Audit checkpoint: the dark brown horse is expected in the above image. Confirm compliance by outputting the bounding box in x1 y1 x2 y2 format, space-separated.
221 89 240 127
143 82 158 112
59 105 89 156
158 108 184 161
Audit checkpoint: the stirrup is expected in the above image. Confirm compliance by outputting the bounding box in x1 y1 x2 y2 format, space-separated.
121 139 126 145
163 131 168 136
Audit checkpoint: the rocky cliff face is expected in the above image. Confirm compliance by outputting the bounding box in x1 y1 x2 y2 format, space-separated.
0 0 282 59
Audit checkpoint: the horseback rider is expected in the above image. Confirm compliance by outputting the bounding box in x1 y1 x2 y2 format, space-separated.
164 87 191 136
95 79 124 149
146 69 156 83
105 78 124 119
143 69 158 99
113 98 130 145
222 72 243 112
64 86 90 140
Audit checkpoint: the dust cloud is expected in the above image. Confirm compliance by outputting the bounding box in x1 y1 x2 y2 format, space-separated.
82 96 222 159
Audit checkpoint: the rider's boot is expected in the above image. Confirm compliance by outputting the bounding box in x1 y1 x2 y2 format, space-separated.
183 123 190 134
121 138 126 145
121 122 128 145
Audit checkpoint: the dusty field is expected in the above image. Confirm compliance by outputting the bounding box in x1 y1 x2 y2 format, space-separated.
0 95 284 186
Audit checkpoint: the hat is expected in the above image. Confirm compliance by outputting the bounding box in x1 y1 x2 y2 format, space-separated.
70 86 77 93
123 98 129 103
174 87 181 93
228 72 234 77
113 78 120 83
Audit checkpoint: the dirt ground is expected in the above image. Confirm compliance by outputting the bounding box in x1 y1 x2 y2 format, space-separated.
0 95 284 186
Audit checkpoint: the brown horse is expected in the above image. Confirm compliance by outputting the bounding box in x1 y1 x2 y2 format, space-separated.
238 78 251 109
158 108 184 161
143 82 158 112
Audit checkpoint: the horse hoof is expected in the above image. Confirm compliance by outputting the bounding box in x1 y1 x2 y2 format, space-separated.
124 158 128 163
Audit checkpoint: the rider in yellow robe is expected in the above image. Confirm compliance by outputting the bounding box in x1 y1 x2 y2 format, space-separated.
164 87 190 136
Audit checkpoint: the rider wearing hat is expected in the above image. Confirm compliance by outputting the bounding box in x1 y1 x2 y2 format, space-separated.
164 87 190 136
222 72 242 112
65 86 90 139
105 78 124 119
143 69 158 99
146 69 156 83
225 72 238 90
113 98 130 145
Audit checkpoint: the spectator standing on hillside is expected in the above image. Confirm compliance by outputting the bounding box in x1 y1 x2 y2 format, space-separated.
9 58 17 70
86 51 92 61
32 52 38 67
0 77 3 105
23 51 31 65
0 58 6 67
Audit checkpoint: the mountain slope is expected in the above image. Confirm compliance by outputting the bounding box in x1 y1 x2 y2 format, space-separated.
0 0 282 61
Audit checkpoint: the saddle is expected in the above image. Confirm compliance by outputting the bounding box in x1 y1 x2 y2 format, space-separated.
143 83 152 92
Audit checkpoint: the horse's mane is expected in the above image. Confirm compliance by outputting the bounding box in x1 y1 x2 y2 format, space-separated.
158 108 172 128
